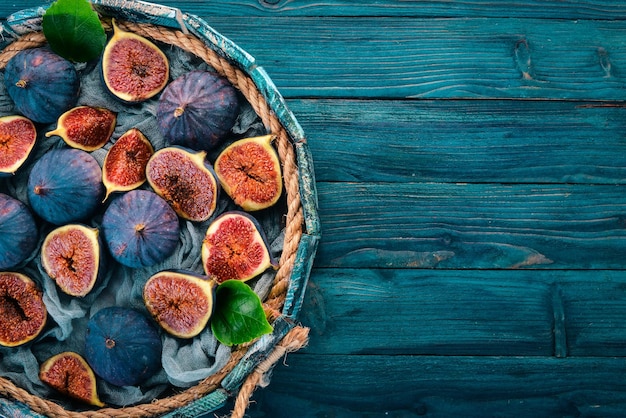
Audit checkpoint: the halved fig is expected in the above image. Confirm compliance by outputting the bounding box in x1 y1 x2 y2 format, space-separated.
0 115 37 176
39 351 104 407
214 135 283 211
45 106 116 152
202 211 277 284
102 19 169 103
41 224 101 297
146 146 219 222
143 270 216 339
0 272 47 347
101 189 180 268
102 128 154 200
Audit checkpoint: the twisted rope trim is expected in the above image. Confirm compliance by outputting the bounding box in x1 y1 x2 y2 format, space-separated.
0 18 306 418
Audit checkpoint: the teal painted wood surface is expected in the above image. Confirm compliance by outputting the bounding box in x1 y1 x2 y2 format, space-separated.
290 99 626 184
246 355 626 417
5 1 626 19
299 269 626 357
201 17 626 100
3 0 626 417
316 183 626 269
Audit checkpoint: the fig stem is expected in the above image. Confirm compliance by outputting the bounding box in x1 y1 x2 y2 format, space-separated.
105 338 115 349
135 223 146 234
174 106 185 117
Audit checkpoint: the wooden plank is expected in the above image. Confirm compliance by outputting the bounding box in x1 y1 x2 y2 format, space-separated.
315 182 626 269
561 278 626 357
300 269 554 356
6 1 626 20
288 99 626 184
191 17 626 100
244 354 626 417
301 269 626 357
163 0 626 19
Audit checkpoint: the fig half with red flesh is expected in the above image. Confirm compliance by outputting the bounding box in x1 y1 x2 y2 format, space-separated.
102 19 169 103
41 224 101 297
214 135 283 211
143 270 216 339
102 128 154 200
146 146 219 222
202 211 276 284
0 272 47 347
45 106 116 152
0 115 37 176
39 351 104 407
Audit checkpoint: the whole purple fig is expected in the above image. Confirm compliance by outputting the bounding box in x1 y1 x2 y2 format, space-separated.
157 70 239 151
0 193 38 270
27 148 103 225
4 48 80 124
101 189 180 268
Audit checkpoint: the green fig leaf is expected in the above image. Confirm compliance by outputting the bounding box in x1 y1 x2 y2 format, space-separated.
211 280 273 346
42 0 106 63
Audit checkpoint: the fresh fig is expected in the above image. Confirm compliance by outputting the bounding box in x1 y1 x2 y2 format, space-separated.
202 211 276 284
146 146 219 222
102 19 169 103
0 272 47 347
157 70 239 150
101 189 180 268
102 128 154 200
27 148 104 225
214 135 283 211
84 306 162 387
143 270 216 339
0 193 38 270
4 48 80 124
39 351 104 407
41 224 101 297
45 106 116 152
0 115 37 177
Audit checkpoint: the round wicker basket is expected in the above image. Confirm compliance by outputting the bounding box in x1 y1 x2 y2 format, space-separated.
0 1 320 417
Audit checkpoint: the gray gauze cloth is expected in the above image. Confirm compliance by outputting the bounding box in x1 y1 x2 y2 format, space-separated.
0 44 283 407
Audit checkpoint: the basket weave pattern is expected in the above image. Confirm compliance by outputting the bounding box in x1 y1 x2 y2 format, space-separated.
0 19 309 418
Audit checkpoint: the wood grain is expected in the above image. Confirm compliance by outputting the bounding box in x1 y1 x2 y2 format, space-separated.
197 17 626 100
246 354 626 417
289 99 626 184
6 1 626 19
300 269 626 357
315 182 626 269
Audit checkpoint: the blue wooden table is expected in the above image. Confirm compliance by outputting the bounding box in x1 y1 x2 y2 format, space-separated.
3 1 626 416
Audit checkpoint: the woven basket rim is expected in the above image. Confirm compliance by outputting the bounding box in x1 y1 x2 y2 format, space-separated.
0 1 320 417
